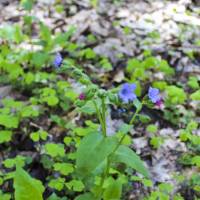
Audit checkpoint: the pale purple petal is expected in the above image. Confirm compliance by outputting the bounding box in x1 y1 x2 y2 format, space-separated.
148 87 161 103
119 83 137 103
129 83 136 91
53 53 63 68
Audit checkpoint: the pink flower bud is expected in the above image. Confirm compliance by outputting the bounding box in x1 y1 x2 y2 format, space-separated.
155 99 163 108
79 93 85 100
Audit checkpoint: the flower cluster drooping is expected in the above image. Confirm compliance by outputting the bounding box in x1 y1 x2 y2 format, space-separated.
118 83 137 103
118 83 162 107
53 53 63 68
52 53 163 107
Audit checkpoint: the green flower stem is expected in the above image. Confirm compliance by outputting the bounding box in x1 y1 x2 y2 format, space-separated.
96 134 126 198
95 98 108 198
97 102 143 199
97 157 109 198
129 102 143 124
101 97 107 137
93 100 104 135
109 105 142 158
93 98 107 137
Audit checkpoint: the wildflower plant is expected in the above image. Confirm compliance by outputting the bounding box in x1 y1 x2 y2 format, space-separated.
0 1 198 198
49 53 164 200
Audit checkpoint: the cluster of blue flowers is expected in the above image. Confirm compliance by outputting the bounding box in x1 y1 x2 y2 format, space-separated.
53 53 162 106
119 83 162 106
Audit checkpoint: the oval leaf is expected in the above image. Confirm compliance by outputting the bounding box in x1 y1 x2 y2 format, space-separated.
113 145 149 178
75 193 94 200
14 166 44 200
76 132 117 177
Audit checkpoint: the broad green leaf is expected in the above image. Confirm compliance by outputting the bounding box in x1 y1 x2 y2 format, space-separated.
142 179 153 187
158 60 174 75
40 155 54 169
53 163 74 175
21 0 34 11
76 132 118 177
48 178 65 191
54 26 76 46
192 156 200 167
0 177 3 185
118 123 132 134
113 145 149 178
99 58 112 70
3 156 26 168
40 88 59 106
188 76 199 89
132 67 145 80
4 63 24 80
190 90 200 101
14 24 24 43
2 98 23 110
39 23 51 45
153 81 167 90
75 193 94 200
30 132 40 142
64 89 78 101
117 133 131 146
131 176 153 187
64 136 72 145
148 30 160 39
46 96 59 106
126 58 141 73
159 183 173 193
24 72 34 84
14 166 44 200
142 57 158 69
0 25 24 43
82 48 96 59
65 180 84 192
30 130 48 142
146 124 158 133
0 114 19 128
0 130 12 143
45 143 65 158
78 100 96 115
73 127 97 136
138 114 151 123
166 86 186 104
174 194 184 200
187 121 198 132
31 52 48 68
0 190 11 200
103 178 122 200
40 131 48 140
47 193 68 200
150 136 164 149
20 106 39 118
